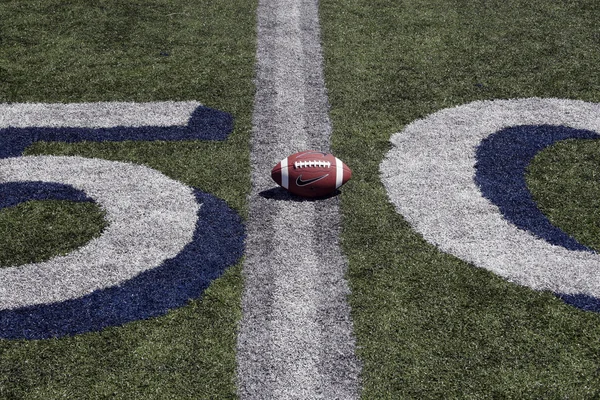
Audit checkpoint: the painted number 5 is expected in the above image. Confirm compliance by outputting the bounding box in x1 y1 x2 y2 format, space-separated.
0 102 244 339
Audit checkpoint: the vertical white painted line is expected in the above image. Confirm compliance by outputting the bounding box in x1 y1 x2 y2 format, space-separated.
237 0 362 397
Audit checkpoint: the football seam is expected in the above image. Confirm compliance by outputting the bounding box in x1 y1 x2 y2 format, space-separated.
294 160 331 168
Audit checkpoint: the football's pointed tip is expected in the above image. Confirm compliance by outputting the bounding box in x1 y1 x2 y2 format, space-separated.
271 164 282 185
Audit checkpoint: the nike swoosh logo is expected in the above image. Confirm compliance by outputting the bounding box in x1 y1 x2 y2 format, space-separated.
296 174 329 186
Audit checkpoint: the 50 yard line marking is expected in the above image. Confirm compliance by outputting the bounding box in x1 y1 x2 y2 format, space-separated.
236 0 361 398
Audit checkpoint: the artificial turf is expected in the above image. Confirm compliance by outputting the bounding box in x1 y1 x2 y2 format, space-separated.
0 200 106 268
3 0 600 398
320 0 600 397
527 139 600 253
0 0 255 398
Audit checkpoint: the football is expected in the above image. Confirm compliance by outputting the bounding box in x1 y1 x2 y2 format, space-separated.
271 150 352 197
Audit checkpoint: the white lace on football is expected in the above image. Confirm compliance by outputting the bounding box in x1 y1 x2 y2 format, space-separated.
294 160 331 168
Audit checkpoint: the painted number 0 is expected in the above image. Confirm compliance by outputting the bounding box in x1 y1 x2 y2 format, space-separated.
381 98 600 311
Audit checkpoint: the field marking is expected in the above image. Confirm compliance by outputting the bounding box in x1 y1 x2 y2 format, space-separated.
0 101 245 338
236 0 361 398
0 101 199 128
381 98 600 298
0 156 198 309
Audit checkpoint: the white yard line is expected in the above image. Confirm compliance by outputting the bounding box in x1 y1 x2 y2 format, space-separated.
236 0 361 398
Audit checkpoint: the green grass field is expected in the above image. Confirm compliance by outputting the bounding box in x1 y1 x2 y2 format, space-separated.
528 139 600 253
2 0 600 398
321 0 600 397
0 0 255 398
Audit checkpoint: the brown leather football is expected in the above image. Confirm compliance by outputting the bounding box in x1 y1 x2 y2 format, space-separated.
271 150 352 197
